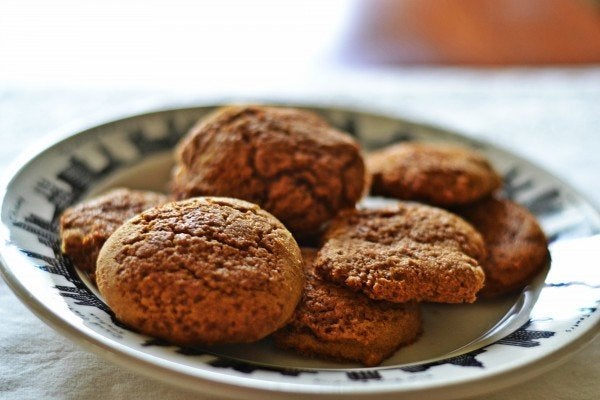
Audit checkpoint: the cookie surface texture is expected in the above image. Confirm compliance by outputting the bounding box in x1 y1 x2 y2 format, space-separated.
367 142 502 206
274 249 422 367
315 203 486 303
60 188 168 278
96 197 304 345
171 105 366 237
456 197 549 298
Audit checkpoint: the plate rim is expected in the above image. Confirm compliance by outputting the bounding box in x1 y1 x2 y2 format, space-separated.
1 103 599 399
1 244 598 400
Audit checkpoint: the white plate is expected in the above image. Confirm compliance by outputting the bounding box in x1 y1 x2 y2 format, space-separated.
1 105 599 400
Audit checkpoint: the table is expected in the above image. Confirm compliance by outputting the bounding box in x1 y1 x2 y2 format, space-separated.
1 67 599 399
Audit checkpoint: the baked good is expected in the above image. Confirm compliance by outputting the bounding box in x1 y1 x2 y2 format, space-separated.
455 197 549 298
59 188 168 280
314 203 486 303
96 197 304 346
367 142 502 206
274 249 422 366
171 105 366 238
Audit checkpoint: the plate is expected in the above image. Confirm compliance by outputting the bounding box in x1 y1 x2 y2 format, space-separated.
1 105 599 399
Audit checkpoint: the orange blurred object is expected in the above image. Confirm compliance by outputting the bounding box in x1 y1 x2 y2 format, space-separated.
338 0 600 65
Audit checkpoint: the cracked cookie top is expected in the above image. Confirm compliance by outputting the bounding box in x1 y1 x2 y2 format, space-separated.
274 249 422 366
455 197 549 298
171 105 366 238
60 188 169 278
96 196 304 346
314 203 486 303
367 142 502 206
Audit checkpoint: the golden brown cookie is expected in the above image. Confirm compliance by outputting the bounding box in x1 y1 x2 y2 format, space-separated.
455 197 549 298
367 142 502 206
171 105 366 238
315 203 486 303
60 188 168 280
96 197 304 346
274 249 422 367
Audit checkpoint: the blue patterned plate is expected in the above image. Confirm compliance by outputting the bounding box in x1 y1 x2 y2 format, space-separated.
1 105 599 399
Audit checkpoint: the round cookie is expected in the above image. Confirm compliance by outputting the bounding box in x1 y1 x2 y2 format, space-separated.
171 105 366 238
314 203 486 303
367 142 502 206
60 188 169 280
455 197 549 298
274 249 422 367
96 197 304 346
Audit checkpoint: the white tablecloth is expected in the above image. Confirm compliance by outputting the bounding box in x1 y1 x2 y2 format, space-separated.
1 68 599 399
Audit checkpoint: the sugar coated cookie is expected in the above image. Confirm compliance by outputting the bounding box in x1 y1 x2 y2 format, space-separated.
274 249 422 366
60 188 168 279
456 197 549 298
367 142 502 206
315 203 486 303
96 197 304 345
171 105 366 238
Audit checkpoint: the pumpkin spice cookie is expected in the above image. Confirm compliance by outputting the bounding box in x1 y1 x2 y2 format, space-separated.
367 142 502 206
171 105 366 238
96 197 304 346
274 249 422 367
60 188 169 280
455 197 549 298
314 203 486 303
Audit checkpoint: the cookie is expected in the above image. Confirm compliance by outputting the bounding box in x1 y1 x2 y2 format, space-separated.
367 142 502 206
60 188 168 280
455 197 549 298
96 197 304 346
171 105 366 238
274 249 422 367
315 203 486 303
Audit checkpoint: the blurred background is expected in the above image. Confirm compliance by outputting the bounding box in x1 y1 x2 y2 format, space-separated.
2 0 599 88
340 0 600 65
1 1 600 399
2 0 599 198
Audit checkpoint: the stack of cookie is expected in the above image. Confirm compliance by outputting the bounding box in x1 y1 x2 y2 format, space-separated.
367 142 549 299
59 105 548 367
